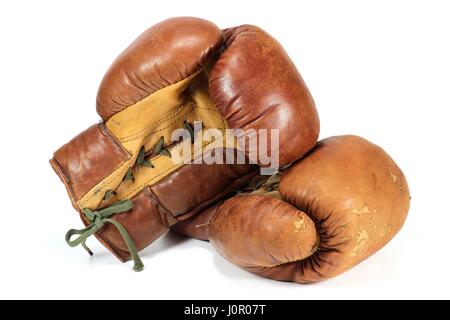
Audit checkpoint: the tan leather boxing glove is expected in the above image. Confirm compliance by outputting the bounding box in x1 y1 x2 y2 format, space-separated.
173 135 410 283
50 17 320 271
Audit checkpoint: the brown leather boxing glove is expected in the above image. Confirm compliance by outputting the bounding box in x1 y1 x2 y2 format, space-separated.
50 17 319 271
173 135 410 283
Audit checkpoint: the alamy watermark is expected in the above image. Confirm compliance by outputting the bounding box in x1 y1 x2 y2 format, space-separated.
168 121 279 175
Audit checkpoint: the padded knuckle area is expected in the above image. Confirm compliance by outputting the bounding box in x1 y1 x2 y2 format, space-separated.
209 25 319 165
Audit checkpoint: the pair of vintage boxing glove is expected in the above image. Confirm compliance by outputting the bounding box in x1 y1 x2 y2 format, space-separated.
51 17 409 282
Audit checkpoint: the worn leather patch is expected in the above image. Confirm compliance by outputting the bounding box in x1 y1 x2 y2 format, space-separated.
52 124 129 202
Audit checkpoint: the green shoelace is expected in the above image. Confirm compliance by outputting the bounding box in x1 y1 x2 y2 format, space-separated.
122 136 172 182
65 199 144 272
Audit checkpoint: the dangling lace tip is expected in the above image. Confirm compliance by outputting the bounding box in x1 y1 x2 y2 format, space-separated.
133 262 144 272
82 242 94 256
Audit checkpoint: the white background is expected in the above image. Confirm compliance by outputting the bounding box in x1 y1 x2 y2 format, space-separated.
0 0 449 300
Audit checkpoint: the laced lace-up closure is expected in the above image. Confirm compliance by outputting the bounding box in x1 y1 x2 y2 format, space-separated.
122 121 196 183
65 122 198 271
103 189 116 200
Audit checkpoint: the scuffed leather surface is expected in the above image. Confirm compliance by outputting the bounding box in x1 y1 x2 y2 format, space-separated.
97 17 222 120
209 25 320 166
209 195 317 268
52 124 128 202
271 135 410 283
